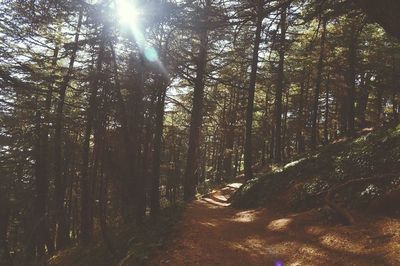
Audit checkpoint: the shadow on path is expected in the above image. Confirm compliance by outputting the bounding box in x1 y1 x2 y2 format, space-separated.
151 183 400 266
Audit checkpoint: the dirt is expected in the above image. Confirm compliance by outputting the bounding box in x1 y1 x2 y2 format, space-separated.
151 183 400 266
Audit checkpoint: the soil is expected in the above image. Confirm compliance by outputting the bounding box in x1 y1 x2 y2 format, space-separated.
151 182 400 266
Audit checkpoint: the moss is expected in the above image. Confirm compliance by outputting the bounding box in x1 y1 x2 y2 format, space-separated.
232 123 400 210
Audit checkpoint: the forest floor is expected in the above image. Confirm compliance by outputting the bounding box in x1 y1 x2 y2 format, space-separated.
151 182 400 266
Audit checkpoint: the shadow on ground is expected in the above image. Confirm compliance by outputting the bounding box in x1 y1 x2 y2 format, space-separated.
151 182 400 266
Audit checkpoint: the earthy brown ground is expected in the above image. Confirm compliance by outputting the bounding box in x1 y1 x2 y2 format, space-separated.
151 183 400 266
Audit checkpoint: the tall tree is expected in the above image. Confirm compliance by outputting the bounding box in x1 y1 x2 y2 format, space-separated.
80 30 106 245
53 10 83 249
310 17 327 150
184 0 211 201
244 0 264 180
274 4 288 163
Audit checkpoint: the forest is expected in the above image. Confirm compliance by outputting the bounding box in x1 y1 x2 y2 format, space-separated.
0 0 399 265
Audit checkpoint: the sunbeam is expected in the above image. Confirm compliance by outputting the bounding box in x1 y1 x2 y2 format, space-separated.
115 0 167 76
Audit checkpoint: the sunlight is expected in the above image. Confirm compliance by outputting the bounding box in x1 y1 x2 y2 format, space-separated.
115 0 163 65
267 218 293 232
116 0 142 30
116 0 146 46
230 210 262 223
319 233 366 254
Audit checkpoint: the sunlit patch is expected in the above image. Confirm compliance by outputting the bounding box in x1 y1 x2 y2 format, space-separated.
319 233 366 254
266 241 298 256
227 183 242 189
283 158 306 169
374 219 400 265
201 198 230 207
229 237 270 256
267 218 293 232
298 244 328 259
230 209 262 223
199 221 217 228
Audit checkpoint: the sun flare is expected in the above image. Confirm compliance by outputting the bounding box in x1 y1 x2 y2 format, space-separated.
116 0 142 28
114 0 167 74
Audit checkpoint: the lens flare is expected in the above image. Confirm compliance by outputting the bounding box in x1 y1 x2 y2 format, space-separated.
116 0 147 50
115 0 168 76
144 47 158 62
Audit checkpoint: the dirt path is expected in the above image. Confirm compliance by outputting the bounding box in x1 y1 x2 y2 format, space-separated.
151 183 400 266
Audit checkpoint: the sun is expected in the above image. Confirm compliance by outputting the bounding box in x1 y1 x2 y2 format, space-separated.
116 0 142 29
115 0 164 66
115 0 147 52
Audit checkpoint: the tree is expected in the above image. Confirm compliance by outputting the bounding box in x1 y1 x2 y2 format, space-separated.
244 0 264 180
184 0 211 201
274 4 288 163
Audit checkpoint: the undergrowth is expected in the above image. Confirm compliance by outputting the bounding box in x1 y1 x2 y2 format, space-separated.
48 204 184 266
231 123 400 210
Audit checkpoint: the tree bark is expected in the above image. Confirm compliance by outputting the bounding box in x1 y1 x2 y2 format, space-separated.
311 17 327 150
184 0 210 201
151 76 168 215
53 10 83 250
224 90 238 177
274 4 287 163
346 21 359 136
323 76 330 144
33 102 53 257
244 0 263 180
0 198 12 265
392 55 398 121
296 71 307 154
357 73 370 128
80 34 105 246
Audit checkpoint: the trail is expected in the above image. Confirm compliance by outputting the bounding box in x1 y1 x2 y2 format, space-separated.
152 183 400 266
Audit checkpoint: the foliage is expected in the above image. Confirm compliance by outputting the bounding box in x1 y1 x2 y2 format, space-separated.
231 123 400 209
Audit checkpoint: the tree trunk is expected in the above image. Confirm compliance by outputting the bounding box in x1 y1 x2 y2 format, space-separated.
392 55 398 121
53 10 83 249
347 22 359 136
80 35 105 246
376 85 383 123
0 198 11 265
311 17 327 150
224 90 238 176
261 87 270 165
357 73 370 128
244 0 263 180
282 91 289 160
151 76 168 215
324 76 330 144
274 5 287 163
296 71 307 154
33 103 53 257
184 0 210 201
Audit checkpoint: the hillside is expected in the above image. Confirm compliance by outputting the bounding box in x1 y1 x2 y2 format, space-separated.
231 123 400 220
